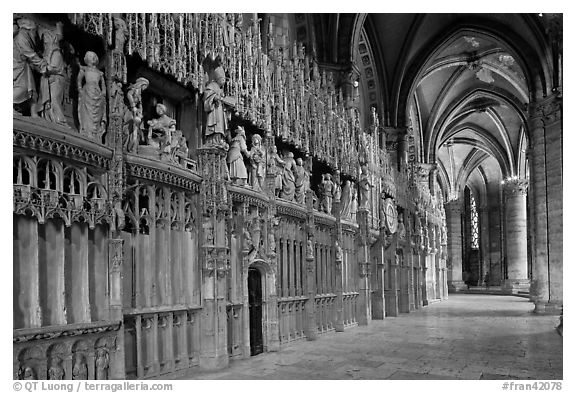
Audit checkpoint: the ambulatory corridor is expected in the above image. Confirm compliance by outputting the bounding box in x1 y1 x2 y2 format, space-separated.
183 294 562 380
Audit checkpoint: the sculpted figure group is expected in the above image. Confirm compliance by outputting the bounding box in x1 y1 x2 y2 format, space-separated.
14 18 108 141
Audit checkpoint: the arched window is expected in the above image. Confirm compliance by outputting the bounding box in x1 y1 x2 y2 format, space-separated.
470 193 479 250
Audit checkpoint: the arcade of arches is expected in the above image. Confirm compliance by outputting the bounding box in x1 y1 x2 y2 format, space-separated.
13 13 562 379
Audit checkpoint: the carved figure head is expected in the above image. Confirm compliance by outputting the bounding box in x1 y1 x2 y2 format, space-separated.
235 126 245 137
156 103 166 115
252 134 262 146
212 66 226 87
296 157 303 166
134 77 149 90
84 51 99 67
17 18 36 30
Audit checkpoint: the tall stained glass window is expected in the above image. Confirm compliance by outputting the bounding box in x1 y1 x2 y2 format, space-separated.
470 193 479 249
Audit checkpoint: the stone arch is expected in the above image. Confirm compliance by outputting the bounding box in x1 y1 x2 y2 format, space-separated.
426 87 528 165
396 20 551 129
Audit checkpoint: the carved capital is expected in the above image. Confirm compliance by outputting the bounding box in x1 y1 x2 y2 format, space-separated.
529 95 562 126
503 178 529 197
444 201 463 214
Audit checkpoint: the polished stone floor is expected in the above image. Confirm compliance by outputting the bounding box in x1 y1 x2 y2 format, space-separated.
183 294 562 380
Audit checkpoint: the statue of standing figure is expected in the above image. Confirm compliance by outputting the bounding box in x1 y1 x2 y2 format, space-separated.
268 145 285 197
320 173 335 214
48 357 65 380
340 180 353 220
227 127 249 186
248 134 266 191
124 77 149 152
72 353 88 380
202 57 235 147
77 51 107 141
279 152 297 201
358 164 373 210
294 157 307 204
95 348 110 380
13 18 48 117
350 189 358 222
39 23 68 126
332 170 342 214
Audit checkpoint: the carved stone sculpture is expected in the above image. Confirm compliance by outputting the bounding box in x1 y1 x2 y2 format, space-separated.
398 214 406 240
340 180 353 219
333 170 342 204
335 240 343 263
124 77 149 151
268 145 285 197
358 164 373 210
48 357 65 380
13 18 48 117
72 353 88 380
77 51 107 140
147 103 176 148
294 157 307 204
227 127 249 186
39 23 68 126
19 365 37 380
95 348 109 380
111 17 128 82
320 173 334 214
279 152 297 201
248 134 266 191
243 225 253 253
306 238 314 259
268 232 276 255
350 189 358 222
202 58 234 147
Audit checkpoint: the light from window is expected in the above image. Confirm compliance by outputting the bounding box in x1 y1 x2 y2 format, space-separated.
470 194 479 249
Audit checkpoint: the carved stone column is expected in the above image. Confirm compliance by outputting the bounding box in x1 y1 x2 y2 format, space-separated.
265 205 280 352
304 189 317 340
333 198 345 332
503 179 530 293
357 209 372 325
198 146 230 370
529 95 563 314
445 201 466 291
478 204 490 287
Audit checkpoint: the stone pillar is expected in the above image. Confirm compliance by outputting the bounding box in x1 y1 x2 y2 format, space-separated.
420 255 428 306
407 250 416 310
198 147 230 370
503 179 530 293
108 239 124 321
445 201 466 291
529 96 563 314
304 189 317 340
478 204 490 286
333 198 345 332
304 239 317 340
334 240 344 331
357 209 372 325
